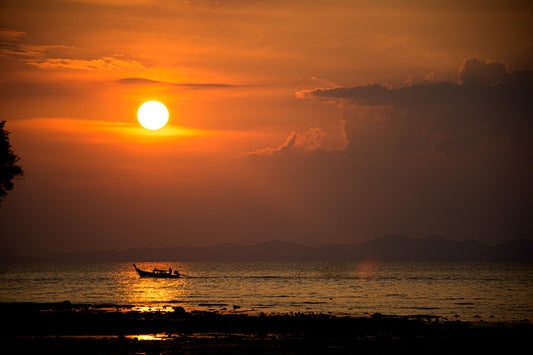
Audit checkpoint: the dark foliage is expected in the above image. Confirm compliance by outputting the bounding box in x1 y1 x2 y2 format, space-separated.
0 120 24 204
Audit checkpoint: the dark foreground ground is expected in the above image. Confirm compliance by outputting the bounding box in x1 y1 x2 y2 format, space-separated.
1 302 530 355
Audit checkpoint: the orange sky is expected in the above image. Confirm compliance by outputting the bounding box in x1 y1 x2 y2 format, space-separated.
1 0 532 257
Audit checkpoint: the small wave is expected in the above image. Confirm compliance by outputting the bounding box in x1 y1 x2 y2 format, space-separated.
34 278 62 282
184 275 374 281
198 303 229 307
185 276 286 280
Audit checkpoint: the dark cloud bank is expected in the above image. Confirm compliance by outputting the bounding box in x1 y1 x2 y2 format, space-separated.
245 59 532 244
309 58 532 154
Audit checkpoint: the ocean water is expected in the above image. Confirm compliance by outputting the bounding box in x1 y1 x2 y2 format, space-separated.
0 262 531 322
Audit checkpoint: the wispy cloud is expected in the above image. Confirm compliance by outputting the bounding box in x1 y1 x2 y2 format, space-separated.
0 28 73 58
0 28 26 41
27 57 146 71
116 77 238 88
0 27 145 72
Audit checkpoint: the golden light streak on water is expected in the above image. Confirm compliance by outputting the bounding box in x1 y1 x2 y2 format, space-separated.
119 262 188 307
125 334 168 341
355 260 381 280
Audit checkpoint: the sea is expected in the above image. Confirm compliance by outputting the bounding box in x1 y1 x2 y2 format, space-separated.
1 262 532 322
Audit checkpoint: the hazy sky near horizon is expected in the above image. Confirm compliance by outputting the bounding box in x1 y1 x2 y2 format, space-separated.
1 0 532 257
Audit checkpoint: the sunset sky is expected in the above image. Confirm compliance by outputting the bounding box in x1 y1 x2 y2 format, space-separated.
1 0 532 257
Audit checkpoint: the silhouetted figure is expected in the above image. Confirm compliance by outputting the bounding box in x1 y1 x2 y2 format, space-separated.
0 120 23 205
169 267 172 274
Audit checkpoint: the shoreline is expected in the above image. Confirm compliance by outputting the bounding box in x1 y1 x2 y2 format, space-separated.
2 302 530 354
1 299 527 323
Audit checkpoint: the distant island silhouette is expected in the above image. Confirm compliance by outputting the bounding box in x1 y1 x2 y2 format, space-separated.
11 234 532 263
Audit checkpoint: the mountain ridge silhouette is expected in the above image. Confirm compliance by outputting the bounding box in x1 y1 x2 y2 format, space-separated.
12 234 532 263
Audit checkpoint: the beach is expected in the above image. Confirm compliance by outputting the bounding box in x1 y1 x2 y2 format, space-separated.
2 302 530 354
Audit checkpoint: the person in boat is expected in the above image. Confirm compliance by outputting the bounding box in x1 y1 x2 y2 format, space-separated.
169 267 172 275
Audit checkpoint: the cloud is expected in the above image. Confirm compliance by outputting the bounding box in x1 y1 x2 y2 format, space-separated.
302 58 533 155
458 58 510 86
0 27 72 58
237 58 533 243
27 56 146 72
116 77 238 88
309 58 533 103
244 128 325 157
0 28 26 41
0 27 144 72
254 58 532 161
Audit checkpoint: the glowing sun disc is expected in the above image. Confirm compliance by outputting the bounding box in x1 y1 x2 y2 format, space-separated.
137 101 169 130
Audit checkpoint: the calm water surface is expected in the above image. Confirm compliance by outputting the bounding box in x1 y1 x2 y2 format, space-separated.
1 262 531 322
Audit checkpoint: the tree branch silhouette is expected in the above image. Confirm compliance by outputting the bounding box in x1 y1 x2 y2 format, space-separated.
0 121 24 205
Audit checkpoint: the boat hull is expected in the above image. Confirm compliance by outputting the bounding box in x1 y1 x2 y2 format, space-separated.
133 264 180 279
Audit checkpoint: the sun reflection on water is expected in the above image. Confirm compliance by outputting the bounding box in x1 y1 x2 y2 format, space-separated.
119 263 189 307
355 260 381 280
125 334 168 341
131 306 176 313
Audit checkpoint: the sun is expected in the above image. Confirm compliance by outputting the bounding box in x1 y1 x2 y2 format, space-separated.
137 101 169 130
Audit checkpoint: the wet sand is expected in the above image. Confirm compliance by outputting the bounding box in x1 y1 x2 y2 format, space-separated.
1 302 530 354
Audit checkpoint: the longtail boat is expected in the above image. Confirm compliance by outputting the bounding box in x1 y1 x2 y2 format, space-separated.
133 264 180 279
